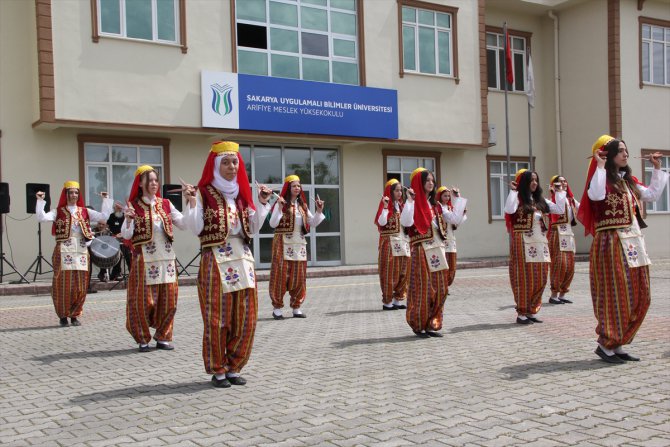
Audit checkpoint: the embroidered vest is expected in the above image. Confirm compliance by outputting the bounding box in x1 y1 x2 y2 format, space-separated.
274 203 309 235
130 198 173 247
509 205 543 233
408 205 448 245
378 211 402 236
54 207 94 242
592 184 640 232
550 198 578 227
198 185 251 247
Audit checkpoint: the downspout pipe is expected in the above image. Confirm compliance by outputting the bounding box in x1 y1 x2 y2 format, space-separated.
548 10 562 174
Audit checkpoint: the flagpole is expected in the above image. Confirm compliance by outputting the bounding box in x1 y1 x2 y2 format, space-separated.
503 22 511 192
528 101 533 171
526 54 535 171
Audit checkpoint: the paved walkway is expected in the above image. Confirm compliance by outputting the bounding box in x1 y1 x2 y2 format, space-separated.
1 261 669 446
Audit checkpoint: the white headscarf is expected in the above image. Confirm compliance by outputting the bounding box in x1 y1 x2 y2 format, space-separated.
212 154 239 201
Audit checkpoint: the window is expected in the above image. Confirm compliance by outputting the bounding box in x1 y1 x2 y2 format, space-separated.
400 3 455 77
94 0 185 48
486 27 530 92
235 0 360 85
642 150 670 213
386 155 436 187
641 18 670 86
79 136 169 211
242 144 341 266
487 157 531 221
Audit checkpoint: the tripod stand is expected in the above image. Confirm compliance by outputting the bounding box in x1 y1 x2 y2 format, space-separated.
177 249 201 276
23 222 53 281
0 214 29 284
109 247 130 291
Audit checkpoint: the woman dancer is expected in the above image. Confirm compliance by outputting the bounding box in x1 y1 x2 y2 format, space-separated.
436 186 467 288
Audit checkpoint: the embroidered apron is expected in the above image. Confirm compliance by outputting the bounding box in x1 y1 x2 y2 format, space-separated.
421 231 449 273
445 225 457 253
212 236 256 293
59 235 89 271
389 232 411 257
141 230 177 285
556 223 576 253
522 215 550 263
616 221 651 268
283 232 308 261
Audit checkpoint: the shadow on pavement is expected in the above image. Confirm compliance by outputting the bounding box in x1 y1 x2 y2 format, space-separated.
0 325 64 333
332 334 419 348
70 381 210 404
325 309 382 317
499 359 613 380
32 348 138 365
449 323 518 333
497 305 516 310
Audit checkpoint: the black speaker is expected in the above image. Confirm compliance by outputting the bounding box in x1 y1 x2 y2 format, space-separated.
0 183 9 214
26 183 51 214
162 184 183 212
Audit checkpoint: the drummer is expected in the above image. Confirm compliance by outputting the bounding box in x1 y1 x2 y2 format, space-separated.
121 165 189 352
97 202 131 282
36 181 113 327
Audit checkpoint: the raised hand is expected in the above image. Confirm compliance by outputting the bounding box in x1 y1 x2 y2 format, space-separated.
509 181 518 191
648 152 663 170
36 191 45 200
315 194 325 213
382 195 390 206
124 201 136 222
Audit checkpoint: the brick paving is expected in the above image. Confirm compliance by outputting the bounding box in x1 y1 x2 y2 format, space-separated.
1 261 669 446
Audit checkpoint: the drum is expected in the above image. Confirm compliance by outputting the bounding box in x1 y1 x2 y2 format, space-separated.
90 235 121 269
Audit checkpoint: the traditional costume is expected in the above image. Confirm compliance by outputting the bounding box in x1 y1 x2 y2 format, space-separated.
504 169 565 324
187 141 270 387
578 135 668 362
400 168 466 337
122 165 187 351
375 179 410 310
547 176 580 304
36 181 112 326
436 186 468 288
268 175 324 319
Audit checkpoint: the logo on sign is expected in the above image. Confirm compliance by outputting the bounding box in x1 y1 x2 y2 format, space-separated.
211 83 234 116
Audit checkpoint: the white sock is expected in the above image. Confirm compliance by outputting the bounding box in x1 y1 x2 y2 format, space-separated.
226 372 240 378
530 314 537 318
273 309 282 316
214 373 226 380
517 315 528 320
391 298 401 306
599 344 615 356
140 343 149 348
157 340 168 345
293 309 303 315
383 303 394 309
613 346 626 354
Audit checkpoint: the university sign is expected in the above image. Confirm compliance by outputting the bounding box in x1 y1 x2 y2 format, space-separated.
201 71 398 139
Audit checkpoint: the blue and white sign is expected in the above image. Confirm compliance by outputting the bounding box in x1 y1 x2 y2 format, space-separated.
201 71 398 139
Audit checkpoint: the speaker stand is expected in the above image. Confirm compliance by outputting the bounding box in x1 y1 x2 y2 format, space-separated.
0 215 29 284
23 222 53 282
177 249 201 276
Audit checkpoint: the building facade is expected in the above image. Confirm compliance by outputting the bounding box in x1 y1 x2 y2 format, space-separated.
0 0 668 279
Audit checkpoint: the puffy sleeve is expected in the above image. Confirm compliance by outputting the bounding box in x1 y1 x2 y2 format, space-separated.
588 167 606 201
638 168 669 203
186 192 204 236
400 201 414 227
168 201 187 231
443 197 467 225
547 191 566 214
504 191 519 214
36 199 56 222
86 197 114 223
377 209 389 226
250 201 271 235
307 209 325 227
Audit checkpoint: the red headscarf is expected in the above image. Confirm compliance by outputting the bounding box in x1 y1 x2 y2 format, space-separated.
410 168 432 235
577 135 614 236
374 179 402 226
52 180 86 235
504 169 529 233
272 174 307 214
127 165 162 204
197 141 255 211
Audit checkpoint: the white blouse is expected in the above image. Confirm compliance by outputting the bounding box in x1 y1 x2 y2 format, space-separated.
269 201 324 230
186 192 270 237
37 198 113 236
400 196 467 228
121 196 187 240
587 167 668 203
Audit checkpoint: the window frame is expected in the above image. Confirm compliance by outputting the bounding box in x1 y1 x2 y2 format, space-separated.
639 16 670 88
641 149 670 215
230 0 366 86
77 135 171 208
485 26 531 93
382 149 442 189
486 155 534 223
91 0 188 53
397 0 459 82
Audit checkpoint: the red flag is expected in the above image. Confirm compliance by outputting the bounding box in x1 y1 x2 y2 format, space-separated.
505 31 514 85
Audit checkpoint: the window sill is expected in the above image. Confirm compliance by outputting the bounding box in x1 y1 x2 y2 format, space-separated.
95 34 185 52
488 88 527 95
640 82 670 89
401 71 458 83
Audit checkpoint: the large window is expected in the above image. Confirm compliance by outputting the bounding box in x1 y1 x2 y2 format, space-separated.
487 157 531 221
400 2 456 78
80 137 169 212
242 144 341 267
486 28 530 92
386 155 436 187
235 0 360 85
95 0 182 45
642 150 670 213
641 18 670 86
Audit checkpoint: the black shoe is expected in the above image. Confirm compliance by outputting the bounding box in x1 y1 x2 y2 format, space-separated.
425 330 443 338
156 342 174 350
615 352 640 362
211 376 231 388
413 331 430 338
516 317 533 325
393 304 407 310
59 317 69 327
528 316 543 323
70 318 81 326
595 346 625 364
292 313 307 318
272 313 284 320
138 345 153 353
558 297 573 304
382 305 395 311
227 376 247 386
548 297 563 304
